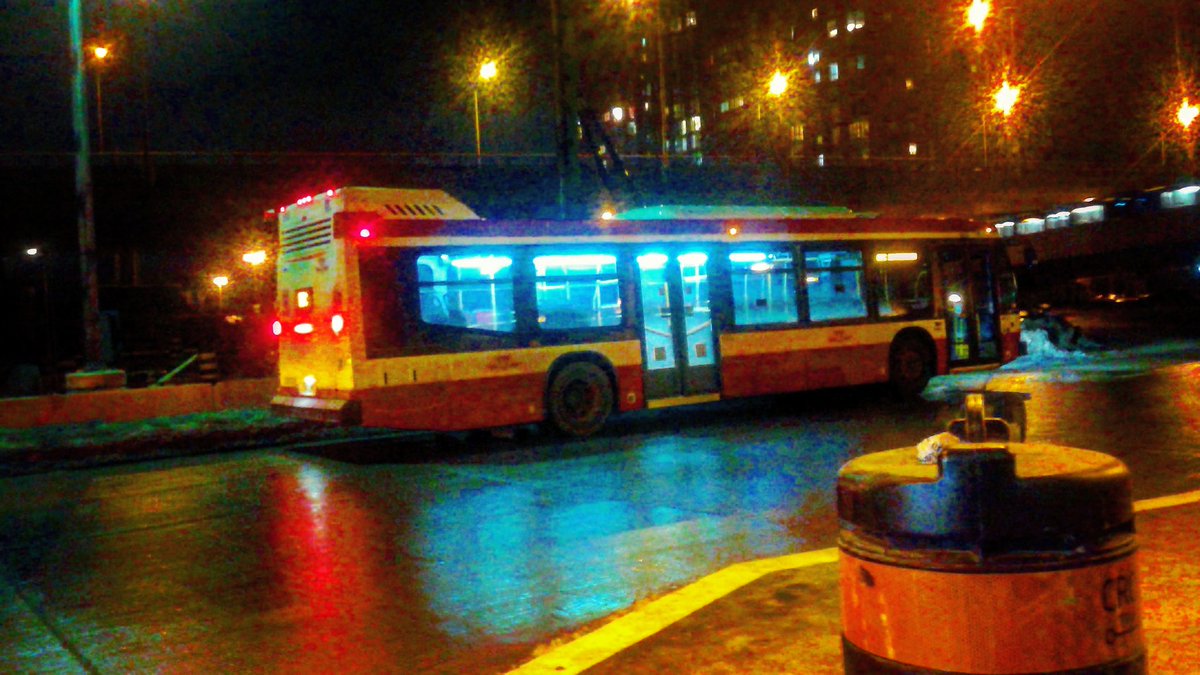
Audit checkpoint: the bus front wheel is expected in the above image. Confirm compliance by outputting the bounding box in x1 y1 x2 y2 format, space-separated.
889 336 933 399
546 362 613 438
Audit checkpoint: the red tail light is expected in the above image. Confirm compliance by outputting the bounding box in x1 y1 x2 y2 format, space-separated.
272 320 283 337
331 314 345 335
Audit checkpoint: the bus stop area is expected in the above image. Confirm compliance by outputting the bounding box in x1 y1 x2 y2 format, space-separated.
515 492 1200 674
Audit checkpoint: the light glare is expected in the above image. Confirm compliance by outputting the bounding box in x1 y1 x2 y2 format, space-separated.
1178 98 1199 129
768 71 788 97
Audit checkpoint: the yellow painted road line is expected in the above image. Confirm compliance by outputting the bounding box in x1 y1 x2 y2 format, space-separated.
509 489 1198 675
506 548 837 675
1134 489 1200 512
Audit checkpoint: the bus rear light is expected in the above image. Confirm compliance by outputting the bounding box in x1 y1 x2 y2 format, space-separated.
357 227 373 239
272 320 283 336
294 322 315 335
331 314 345 335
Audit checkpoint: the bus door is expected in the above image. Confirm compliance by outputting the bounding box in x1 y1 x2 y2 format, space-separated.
635 249 720 404
940 247 1001 366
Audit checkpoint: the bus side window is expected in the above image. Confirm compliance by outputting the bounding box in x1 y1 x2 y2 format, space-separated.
804 248 867 322
416 251 516 333
533 252 621 330
729 248 798 327
873 252 932 319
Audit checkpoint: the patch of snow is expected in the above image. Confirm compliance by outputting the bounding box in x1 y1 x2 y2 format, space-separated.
1017 328 1091 361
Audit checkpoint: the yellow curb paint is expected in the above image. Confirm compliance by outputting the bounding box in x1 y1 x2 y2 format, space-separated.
508 490 1197 674
507 548 837 674
1133 489 1200 512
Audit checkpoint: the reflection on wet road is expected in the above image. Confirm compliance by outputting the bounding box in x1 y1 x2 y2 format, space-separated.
1 360 1198 673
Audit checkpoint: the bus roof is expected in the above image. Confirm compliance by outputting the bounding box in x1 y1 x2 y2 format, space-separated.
352 215 996 244
614 204 863 220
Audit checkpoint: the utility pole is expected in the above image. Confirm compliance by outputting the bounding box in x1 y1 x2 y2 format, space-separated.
68 0 124 390
69 0 103 370
550 0 580 219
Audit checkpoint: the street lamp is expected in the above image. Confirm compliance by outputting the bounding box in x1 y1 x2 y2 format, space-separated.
767 70 789 98
212 275 229 311
24 246 54 369
473 59 498 167
966 0 990 34
241 250 267 266
1178 98 1199 130
993 79 1020 117
91 44 111 153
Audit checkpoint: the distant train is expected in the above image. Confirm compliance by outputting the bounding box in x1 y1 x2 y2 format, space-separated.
992 181 1199 237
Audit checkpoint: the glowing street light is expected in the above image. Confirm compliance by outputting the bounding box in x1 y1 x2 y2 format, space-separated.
479 59 498 82
242 250 267 266
91 45 111 152
966 0 990 34
993 79 1020 117
212 275 229 310
473 59 499 167
1179 98 1199 130
767 70 789 97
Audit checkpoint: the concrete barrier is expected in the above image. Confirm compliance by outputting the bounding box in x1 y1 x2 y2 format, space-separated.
0 379 276 429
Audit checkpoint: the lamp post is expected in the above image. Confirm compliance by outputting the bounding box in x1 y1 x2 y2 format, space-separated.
473 59 498 167
91 45 110 153
212 275 229 311
24 247 54 370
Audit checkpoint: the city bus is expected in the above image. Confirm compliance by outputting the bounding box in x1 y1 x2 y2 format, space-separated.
270 187 1020 436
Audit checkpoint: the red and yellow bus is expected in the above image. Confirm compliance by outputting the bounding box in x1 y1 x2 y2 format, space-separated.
270 187 1020 436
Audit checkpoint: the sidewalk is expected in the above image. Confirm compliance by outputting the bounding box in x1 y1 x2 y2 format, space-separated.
511 493 1200 674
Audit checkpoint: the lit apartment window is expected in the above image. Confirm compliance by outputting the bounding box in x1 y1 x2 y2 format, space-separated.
691 115 702 131
734 96 745 108
830 63 839 81
680 120 688 135
811 7 819 19
720 101 730 113
857 55 866 70
815 70 822 83
808 50 821 65
827 20 838 37
850 120 869 140
686 11 697 26
905 78 915 90
846 10 865 31
908 143 918 156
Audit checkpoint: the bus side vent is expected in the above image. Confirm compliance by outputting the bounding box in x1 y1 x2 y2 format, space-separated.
281 218 333 258
384 203 447 218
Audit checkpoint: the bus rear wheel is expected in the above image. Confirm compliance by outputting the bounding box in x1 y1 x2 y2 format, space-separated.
889 336 933 399
546 361 613 438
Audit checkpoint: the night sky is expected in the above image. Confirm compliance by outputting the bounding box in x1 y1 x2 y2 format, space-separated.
0 0 554 154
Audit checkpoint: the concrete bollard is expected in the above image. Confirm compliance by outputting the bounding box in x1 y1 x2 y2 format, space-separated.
836 396 1144 674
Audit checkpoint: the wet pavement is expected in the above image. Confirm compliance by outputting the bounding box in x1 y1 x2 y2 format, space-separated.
0 304 1197 673
515 495 1200 674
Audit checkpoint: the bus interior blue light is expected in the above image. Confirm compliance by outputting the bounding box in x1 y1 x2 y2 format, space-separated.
533 254 617 270
636 253 669 270
450 256 513 275
749 262 773 272
678 252 709 267
729 252 768 263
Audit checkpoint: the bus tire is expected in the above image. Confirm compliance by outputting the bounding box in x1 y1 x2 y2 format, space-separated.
889 335 933 399
545 361 613 438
